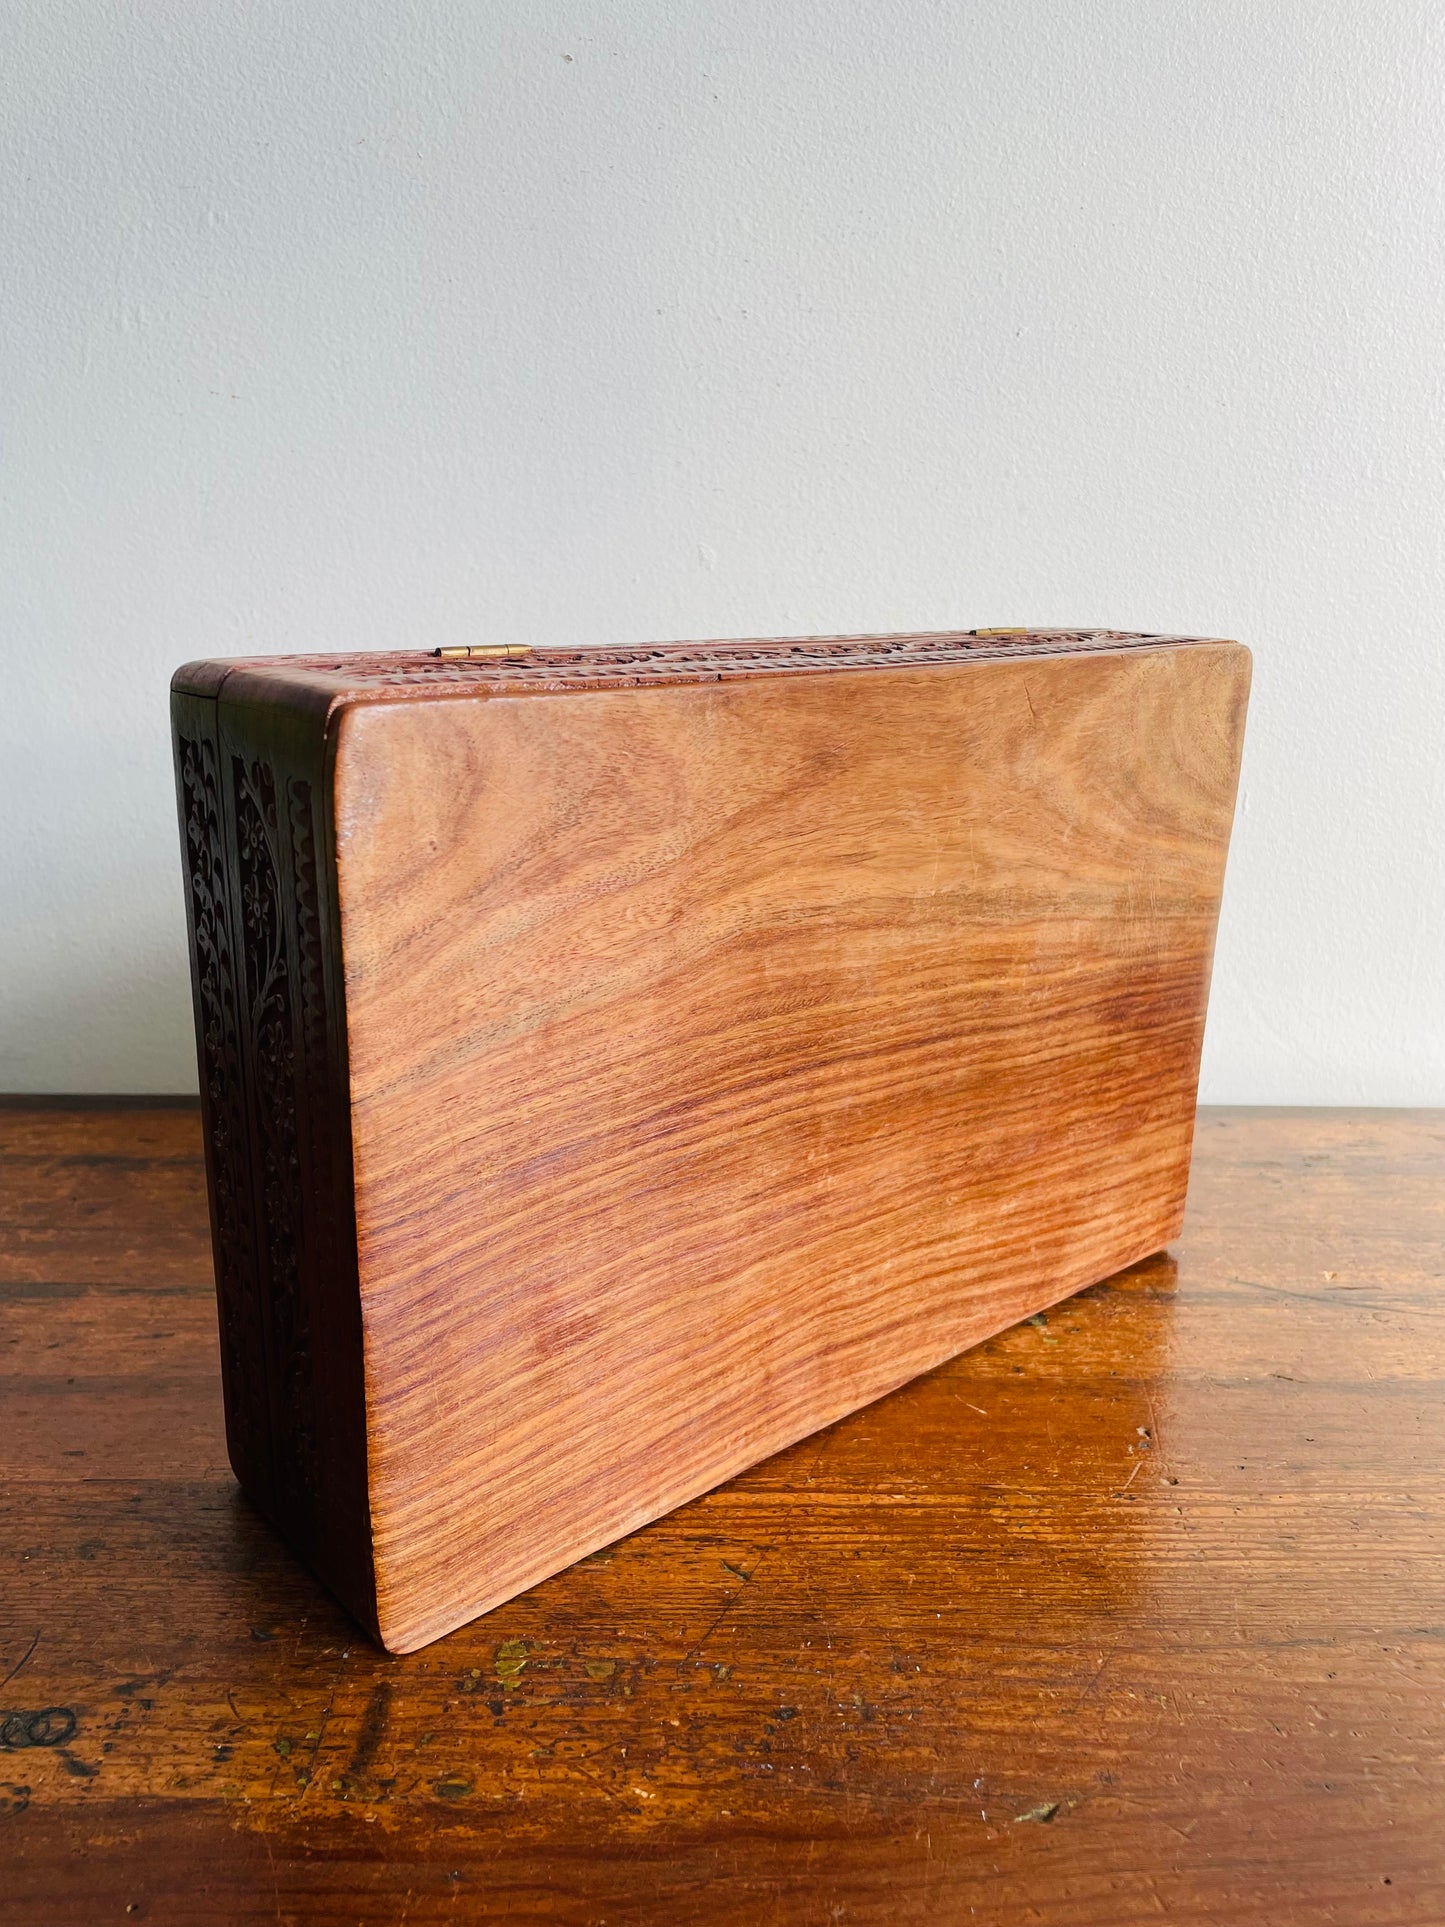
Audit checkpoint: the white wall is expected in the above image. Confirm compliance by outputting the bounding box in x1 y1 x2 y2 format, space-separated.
3 0 1442 1100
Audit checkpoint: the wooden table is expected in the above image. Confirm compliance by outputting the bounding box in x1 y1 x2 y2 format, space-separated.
2 1104 1442 1925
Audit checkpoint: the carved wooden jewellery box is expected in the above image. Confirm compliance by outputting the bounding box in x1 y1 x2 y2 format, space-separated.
172 630 1250 1652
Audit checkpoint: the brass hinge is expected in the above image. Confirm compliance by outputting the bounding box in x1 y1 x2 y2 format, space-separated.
432 644 535 662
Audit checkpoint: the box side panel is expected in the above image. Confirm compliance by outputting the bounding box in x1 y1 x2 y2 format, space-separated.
171 690 275 1504
172 685 378 1636
1149 644 1252 1239
334 641 1249 1651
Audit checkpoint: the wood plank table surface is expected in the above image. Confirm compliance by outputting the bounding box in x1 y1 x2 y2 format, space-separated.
2 1102 1442 1926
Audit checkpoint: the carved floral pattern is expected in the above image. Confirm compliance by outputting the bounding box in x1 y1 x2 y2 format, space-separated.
178 735 263 1470
233 757 318 1506
275 631 1175 692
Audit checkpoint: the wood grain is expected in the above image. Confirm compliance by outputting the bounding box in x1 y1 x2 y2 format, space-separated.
171 632 1248 1653
2 1102 1443 1923
333 641 1248 1649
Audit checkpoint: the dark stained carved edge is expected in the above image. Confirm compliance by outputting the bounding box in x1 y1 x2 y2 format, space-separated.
173 689 378 1639
286 773 330 1509
233 756 318 1511
177 729 270 1495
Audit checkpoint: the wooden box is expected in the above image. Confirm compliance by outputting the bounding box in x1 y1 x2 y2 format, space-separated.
171 629 1250 1652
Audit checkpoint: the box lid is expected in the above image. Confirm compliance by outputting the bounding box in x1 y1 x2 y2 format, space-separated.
173 629 1235 716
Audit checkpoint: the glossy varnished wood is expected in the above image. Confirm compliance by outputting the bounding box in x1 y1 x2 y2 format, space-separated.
3 1101 1443 1923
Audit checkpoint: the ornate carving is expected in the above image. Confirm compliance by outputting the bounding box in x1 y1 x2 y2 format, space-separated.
179 735 267 1476
277 630 1176 694
233 757 318 1506
177 707 376 1620
287 778 329 1220
286 774 335 1500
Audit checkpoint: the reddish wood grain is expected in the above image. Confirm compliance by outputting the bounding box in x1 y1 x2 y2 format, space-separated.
2 1101 1443 1923
330 640 1248 1648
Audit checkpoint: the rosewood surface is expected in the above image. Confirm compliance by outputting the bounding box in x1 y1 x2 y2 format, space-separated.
172 631 1249 1651
2 1101 1443 1923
